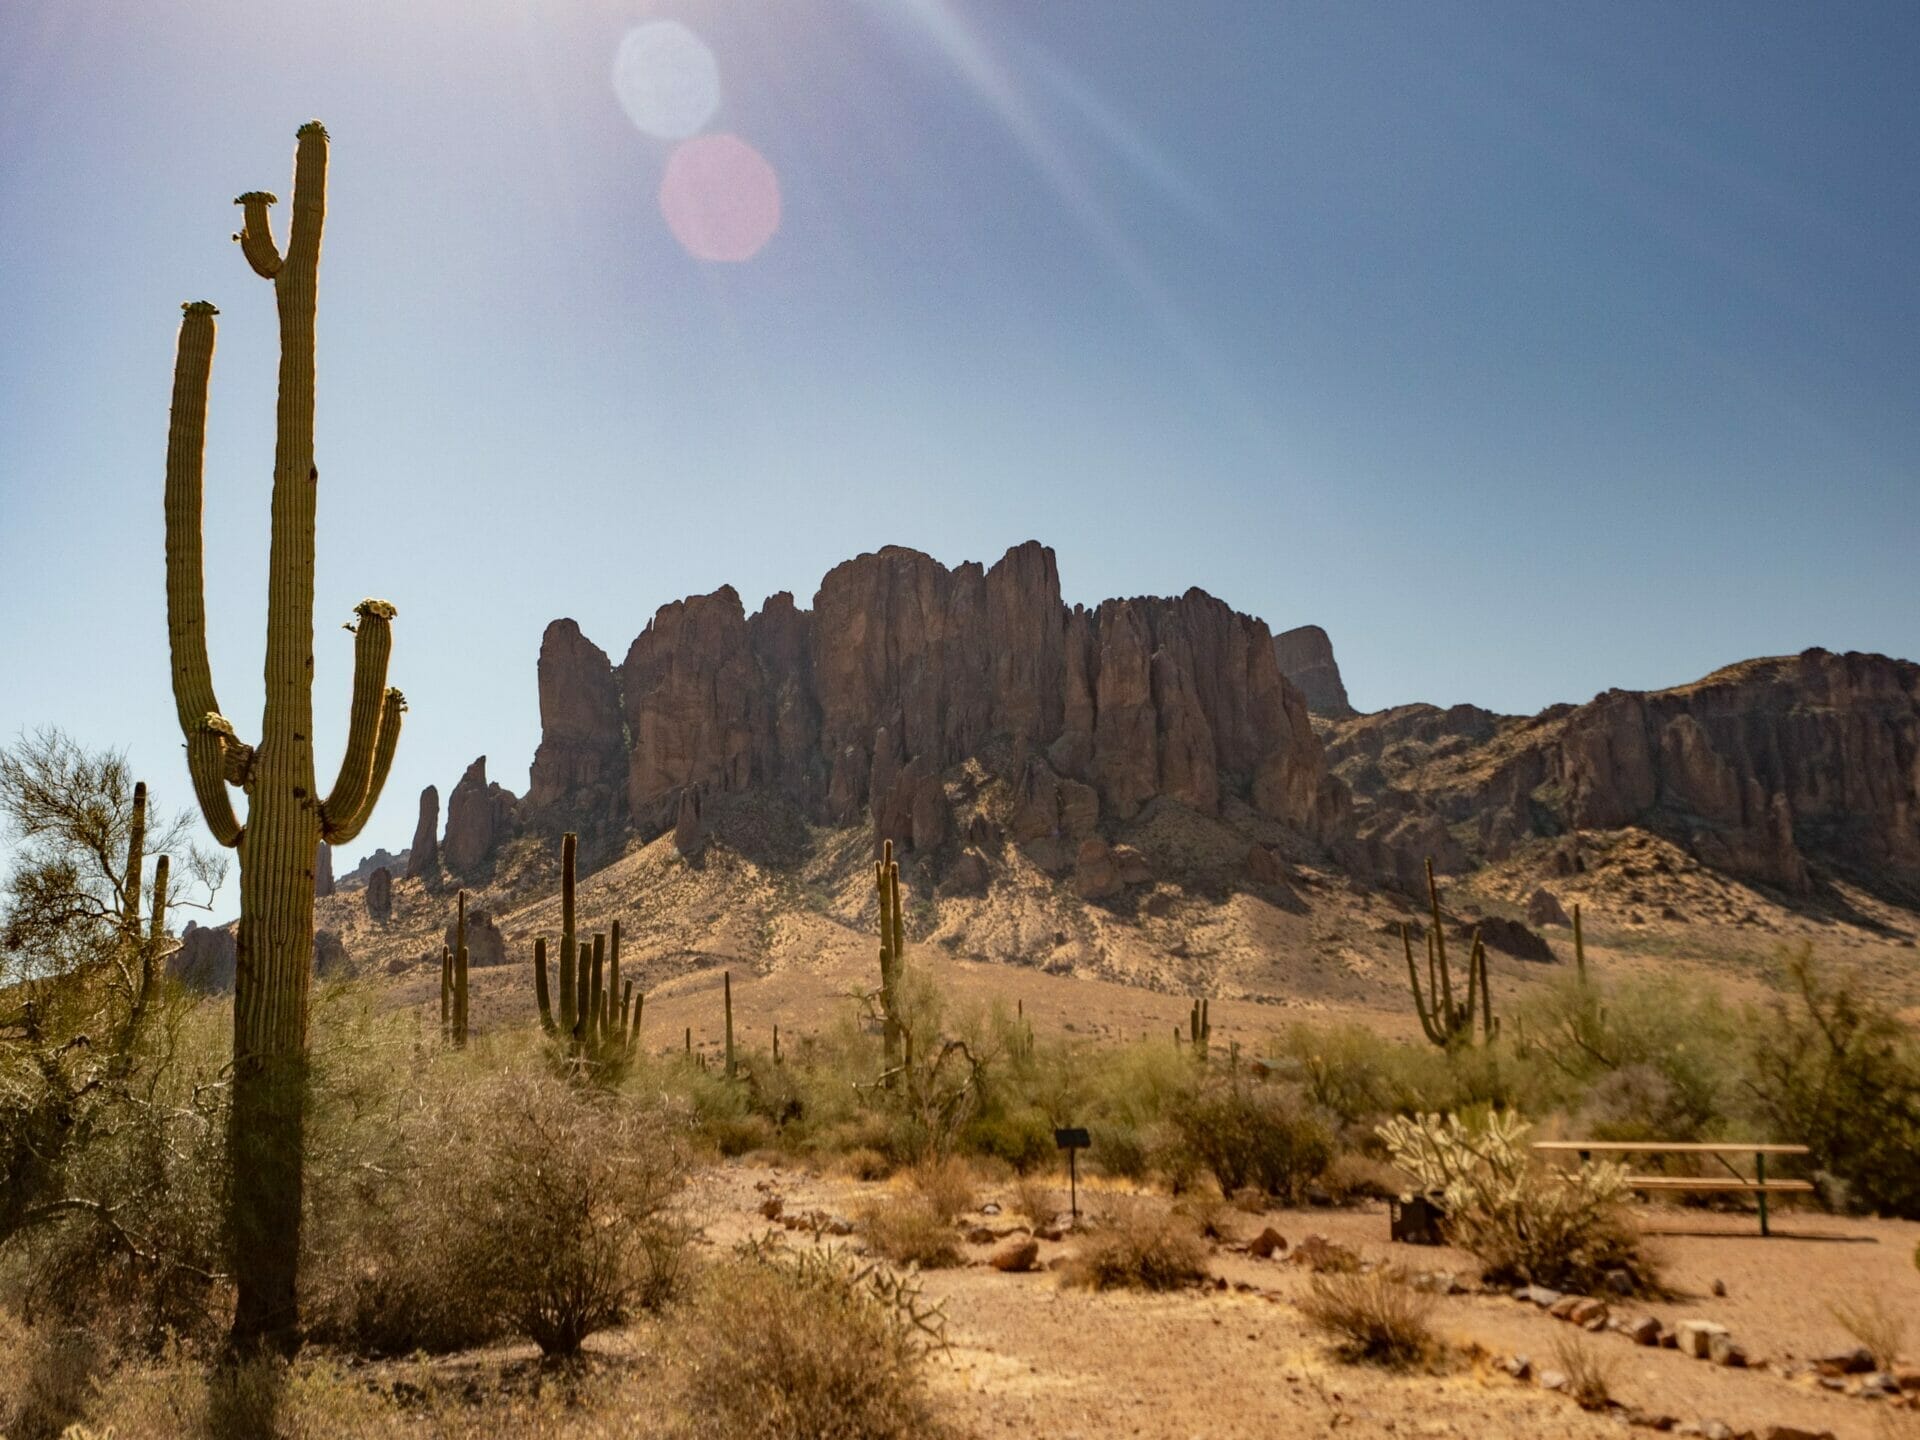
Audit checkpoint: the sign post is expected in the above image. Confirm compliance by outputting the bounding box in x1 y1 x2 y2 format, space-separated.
1054 1126 1090 1221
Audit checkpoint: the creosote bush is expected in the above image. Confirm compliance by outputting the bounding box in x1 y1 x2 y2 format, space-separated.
679 1242 955 1440
1063 1199 1209 1292
1299 1270 1439 1368
859 1194 964 1270
1166 1080 1334 1201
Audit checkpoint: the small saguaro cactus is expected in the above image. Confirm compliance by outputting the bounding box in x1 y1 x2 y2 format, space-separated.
1572 903 1588 983
164 121 404 1352
440 890 470 1047
724 970 736 1079
1189 997 1211 1061
122 781 148 937
1402 858 1497 1049
875 838 906 1086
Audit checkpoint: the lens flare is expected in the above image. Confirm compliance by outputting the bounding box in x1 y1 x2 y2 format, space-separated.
659 134 782 262
612 21 720 140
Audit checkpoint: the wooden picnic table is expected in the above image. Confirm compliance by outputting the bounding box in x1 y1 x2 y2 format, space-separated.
1532 1141 1813 1236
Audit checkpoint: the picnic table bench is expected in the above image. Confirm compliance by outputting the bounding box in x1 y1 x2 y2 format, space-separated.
1533 1141 1813 1236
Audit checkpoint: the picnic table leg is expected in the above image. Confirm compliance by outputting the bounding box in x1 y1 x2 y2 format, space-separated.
1756 1152 1769 1237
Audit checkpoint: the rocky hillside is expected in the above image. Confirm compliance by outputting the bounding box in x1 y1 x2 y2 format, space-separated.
1323 648 1920 903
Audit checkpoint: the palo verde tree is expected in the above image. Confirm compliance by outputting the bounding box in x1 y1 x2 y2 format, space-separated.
163 120 404 1351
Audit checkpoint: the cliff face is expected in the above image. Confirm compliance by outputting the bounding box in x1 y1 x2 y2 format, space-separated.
535 542 1345 845
1274 624 1356 719
1329 649 1920 897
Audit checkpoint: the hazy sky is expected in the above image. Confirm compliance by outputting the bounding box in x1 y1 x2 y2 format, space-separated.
2 1 1917 898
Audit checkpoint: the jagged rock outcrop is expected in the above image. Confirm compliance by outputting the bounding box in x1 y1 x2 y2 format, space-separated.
533 544 1345 853
169 921 237 991
366 867 393 922
442 906 507 969
314 841 334 898
405 786 439 880
528 620 628 817
1275 624 1356 719
1526 888 1571 927
443 757 516 876
346 847 406 884
673 785 706 859
1331 649 1920 897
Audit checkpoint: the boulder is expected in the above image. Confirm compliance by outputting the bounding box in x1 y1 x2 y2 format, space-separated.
943 848 991 897
1073 838 1124 900
1469 914 1555 963
1111 845 1151 885
988 1237 1040 1273
1525 887 1570 927
312 929 351 979
1675 1319 1729 1359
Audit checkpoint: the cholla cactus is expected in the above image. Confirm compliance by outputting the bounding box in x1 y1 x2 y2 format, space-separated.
1378 1111 1634 1287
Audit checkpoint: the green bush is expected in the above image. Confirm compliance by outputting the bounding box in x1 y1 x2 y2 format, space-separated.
1167 1081 1334 1200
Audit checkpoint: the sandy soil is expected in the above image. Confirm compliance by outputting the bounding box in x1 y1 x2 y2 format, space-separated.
686 1161 1920 1440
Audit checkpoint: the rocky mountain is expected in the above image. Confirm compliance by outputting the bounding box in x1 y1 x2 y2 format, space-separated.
388 541 1914 918
523 542 1346 853
1326 648 1920 901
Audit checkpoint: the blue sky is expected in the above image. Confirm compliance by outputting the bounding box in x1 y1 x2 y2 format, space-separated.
2 1 1916 894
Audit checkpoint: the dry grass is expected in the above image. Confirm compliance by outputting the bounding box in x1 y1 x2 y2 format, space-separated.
859 1194 964 1269
1831 1288 1909 1368
1063 1200 1209 1292
1551 1334 1615 1411
909 1156 977 1223
1298 1271 1438 1368
1011 1174 1057 1228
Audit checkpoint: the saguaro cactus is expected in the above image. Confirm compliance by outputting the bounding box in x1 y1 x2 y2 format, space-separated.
441 890 470 1047
876 838 905 1085
1402 858 1496 1049
531 833 641 1071
163 121 404 1351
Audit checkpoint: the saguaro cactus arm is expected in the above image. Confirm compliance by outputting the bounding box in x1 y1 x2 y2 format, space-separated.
319 600 401 839
163 303 245 848
233 192 284 278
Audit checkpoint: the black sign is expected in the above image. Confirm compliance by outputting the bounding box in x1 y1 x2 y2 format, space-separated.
1054 1127 1090 1150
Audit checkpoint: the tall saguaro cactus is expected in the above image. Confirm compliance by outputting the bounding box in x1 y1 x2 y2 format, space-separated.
876 839 906 1086
1401 858 1496 1049
163 122 404 1352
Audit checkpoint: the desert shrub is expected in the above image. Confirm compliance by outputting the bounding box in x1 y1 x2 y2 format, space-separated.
680 1242 954 1440
1089 1121 1151 1181
1010 1175 1057 1228
1379 1110 1653 1293
466 1073 688 1354
1745 946 1920 1218
1551 1334 1615 1410
958 1105 1053 1172
1064 1200 1208 1291
1299 1271 1437 1368
1167 1081 1334 1200
1320 1152 1402 1204
306 1062 688 1358
0 1310 106 1440
908 1157 976 1223
858 1195 963 1270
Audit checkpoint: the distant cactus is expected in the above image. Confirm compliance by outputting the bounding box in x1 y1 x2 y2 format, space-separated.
440 890 470 1046
876 838 906 1087
724 970 736 1079
531 832 641 1073
1403 858 1497 1049
1573 903 1588 983
1189 996 1211 1061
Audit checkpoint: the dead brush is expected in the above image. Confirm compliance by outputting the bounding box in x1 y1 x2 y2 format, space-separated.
1552 1334 1616 1411
1010 1174 1057 1229
908 1156 977 1224
1830 1288 1908 1370
858 1194 963 1270
1299 1270 1439 1368
1062 1199 1209 1292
